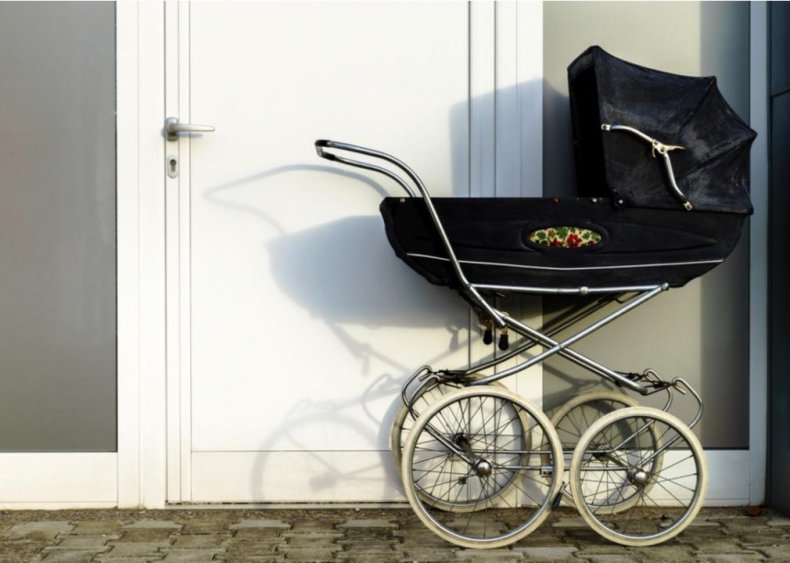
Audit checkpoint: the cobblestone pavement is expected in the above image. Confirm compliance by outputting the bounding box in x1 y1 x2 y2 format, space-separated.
1 507 788 562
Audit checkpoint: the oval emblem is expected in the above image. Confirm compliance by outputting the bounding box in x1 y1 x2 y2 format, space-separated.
528 226 602 248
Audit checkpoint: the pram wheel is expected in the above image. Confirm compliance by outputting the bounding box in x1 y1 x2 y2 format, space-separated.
401 386 563 548
550 391 659 513
392 381 521 513
391 380 462 472
569 406 707 546
390 380 506 470
551 391 639 457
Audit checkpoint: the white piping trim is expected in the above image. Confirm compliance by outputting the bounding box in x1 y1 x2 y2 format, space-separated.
406 253 724 272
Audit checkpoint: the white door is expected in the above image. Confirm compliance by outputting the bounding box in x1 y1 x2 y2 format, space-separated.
164 1 544 503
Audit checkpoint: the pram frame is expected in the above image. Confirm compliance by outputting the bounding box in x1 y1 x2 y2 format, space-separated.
317 139 709 549
315 139 701 414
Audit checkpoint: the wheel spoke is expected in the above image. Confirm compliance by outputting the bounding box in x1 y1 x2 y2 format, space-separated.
402 387 562 548
570 407 706 546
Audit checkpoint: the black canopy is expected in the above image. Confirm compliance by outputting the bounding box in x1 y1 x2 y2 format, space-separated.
568 46 756 214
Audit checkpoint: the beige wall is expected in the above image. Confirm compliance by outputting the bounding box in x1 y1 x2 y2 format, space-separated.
542 1 751 447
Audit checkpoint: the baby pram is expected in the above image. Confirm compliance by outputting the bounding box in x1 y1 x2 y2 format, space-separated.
315 46 755 549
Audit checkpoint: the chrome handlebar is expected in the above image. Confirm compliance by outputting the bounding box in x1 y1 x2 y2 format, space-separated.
315 140 418 198
314 139 505 326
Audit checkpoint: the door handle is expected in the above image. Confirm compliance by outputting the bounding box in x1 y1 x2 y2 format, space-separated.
165 117 215 141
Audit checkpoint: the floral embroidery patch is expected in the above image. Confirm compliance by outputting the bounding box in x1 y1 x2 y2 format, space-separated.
529 226 602 248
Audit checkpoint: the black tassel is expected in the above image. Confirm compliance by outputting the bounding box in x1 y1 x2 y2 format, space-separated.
498 328 509 351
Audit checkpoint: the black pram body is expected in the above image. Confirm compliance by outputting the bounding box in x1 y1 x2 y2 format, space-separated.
380 46 755 291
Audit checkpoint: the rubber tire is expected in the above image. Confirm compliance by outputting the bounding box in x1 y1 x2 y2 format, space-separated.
550 391 659 514
391 380 506 471
569 406 707 547
401 386 564 549
393 381 526 513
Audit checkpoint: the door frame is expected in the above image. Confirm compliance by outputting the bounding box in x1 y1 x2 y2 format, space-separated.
747 0 769 506
110 0 769 509
116 0 168 508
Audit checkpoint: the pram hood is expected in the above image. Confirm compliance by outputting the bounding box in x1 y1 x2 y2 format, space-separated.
568 46 756 215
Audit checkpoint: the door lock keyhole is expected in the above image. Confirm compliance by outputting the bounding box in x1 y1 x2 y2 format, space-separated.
167 154 179 178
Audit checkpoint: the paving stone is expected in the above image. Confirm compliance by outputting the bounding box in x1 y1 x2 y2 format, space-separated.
101 540 171 557
733 523 789 537
395 531 453 548
181 520 231 534
282 532 344 542
40 550 105 563
337 518 398 528
339 542 399 555
224 557 283 563
739 532 790 547
231 529 288 542
70 522 124 536
574 545 642 555
514 546 578 560
706 513 753 519
695 556 765 563
290 519 336 530
341 528 397 541
4 522 75 541
275 546 341 560
0 543 48 563
455 548 523 560
49 535 117 550
455 547 524 561
720 517 771 533
694 542 760 555
341 557 403 563
227 536 286 549
550 517 588 529
440 521 508 538
117 529 176 542
584 556 645 563
688 519 724 527
229 519 290 530
224 554 285 563
402 547 459 561
123 521 182 530
225 541 280 555
627 546 694 561
279 542 342 552
513 537 571 549
673 527 731 545
160 548 225 561
339 539 398 547
752 544 790 558
286 531 345 538
563 527 605 542
171 534 230 548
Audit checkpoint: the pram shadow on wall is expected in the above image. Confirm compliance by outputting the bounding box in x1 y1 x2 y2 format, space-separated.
247 372 403 501
202 164 474 501
199 80 598 501
200 168 544 503
213 193 629 501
